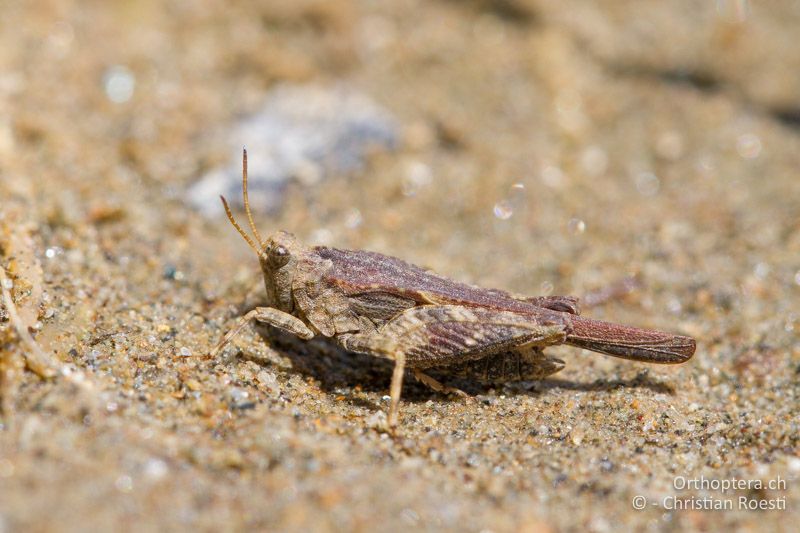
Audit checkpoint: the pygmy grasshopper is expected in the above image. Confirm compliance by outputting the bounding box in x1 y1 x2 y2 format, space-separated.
213 150 695 427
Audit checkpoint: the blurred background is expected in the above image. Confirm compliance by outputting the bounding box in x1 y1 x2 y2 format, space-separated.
1 1 798 531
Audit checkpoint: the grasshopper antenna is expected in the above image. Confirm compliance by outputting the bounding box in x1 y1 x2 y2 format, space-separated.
221 195 260 254
219 148 265 255
241 148 264 247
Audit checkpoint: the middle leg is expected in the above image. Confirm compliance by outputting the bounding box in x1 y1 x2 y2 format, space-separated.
412 369 469 398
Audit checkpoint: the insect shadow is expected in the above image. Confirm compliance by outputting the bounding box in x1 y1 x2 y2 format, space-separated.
253 325 676 406
517 373 676 395
254 326 438 405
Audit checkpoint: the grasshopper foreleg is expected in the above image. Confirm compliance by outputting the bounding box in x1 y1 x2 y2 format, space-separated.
211 307 314 358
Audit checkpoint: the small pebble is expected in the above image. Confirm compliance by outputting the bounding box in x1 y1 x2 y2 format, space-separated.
493 200 513 220
188 84 398 215
736 133 762 159
114 474 133 493
143 459 169 481
103 66 135 104
635 171 660 197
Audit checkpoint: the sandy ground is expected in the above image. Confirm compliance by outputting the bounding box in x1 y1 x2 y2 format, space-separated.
1 1 798 531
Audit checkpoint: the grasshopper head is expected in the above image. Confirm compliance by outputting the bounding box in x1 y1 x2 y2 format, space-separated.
257 230 302 311
220 149 300 311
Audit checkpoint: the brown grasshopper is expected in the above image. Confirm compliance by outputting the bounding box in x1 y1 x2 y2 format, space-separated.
212 150 695 427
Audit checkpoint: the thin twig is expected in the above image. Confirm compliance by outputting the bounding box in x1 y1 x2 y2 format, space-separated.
0 265 56 378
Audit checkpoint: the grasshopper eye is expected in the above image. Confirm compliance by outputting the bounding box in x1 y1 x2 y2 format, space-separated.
269 245 290 267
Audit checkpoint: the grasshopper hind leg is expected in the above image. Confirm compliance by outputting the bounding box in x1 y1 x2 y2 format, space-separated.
337 304 569 428
437 348 565 384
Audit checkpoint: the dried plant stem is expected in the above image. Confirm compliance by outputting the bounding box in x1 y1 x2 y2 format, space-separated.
0 265 56 379
0 265 98 421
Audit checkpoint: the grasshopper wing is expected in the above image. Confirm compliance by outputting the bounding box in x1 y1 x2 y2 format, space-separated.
341 304 569 368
